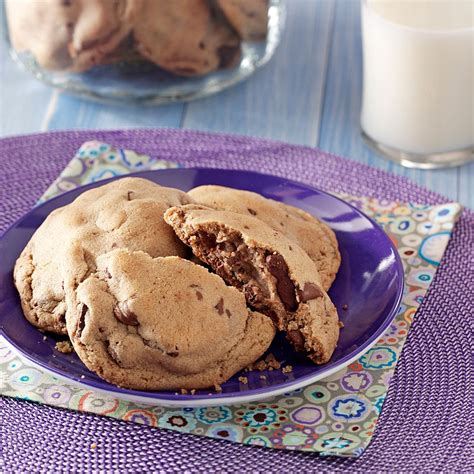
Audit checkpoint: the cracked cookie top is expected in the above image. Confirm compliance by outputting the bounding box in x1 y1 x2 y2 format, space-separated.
64 249 275 390
13 177 193 335
188 185 341 291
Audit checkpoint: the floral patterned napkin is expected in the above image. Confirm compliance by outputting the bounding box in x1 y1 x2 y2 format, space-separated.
0 141 462 457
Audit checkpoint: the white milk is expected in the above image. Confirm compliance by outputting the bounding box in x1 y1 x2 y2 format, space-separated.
361 0 474 154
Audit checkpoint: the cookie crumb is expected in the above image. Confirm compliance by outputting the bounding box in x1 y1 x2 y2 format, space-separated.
238 376 248 384
246 353 282 372
342 304 348 310
42 336 47 341
282 365 293 374
259 375 267 380
214 384 222 393
80 375 85 379
339 321 345 328
55 340 73 354
190 389 196 395
90 443 97 450
265 353 281 370
180 388 188 395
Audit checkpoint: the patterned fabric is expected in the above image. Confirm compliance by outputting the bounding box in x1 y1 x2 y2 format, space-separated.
0 141 462 458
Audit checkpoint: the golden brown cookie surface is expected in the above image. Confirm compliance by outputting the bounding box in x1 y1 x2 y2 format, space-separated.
188 185 341 291
133 0 241 76
65 249 275 390
14 177 192 335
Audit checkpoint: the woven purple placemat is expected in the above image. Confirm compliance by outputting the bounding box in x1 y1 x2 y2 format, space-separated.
1 129 473 472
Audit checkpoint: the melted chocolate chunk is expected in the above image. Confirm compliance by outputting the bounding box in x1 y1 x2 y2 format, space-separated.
214 297 224 315
76 303 88 338
247 208 257 216
265 254 297 311
218 241 237 253
298 282 323 303
127 191 134 201
195 290 203 301
113 301 139 326
200 232 217 249
287 329 305 351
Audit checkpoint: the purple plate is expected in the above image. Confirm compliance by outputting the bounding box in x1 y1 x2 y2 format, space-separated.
0 169 403 407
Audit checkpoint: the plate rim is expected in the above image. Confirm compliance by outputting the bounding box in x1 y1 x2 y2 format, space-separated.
0 167 404 407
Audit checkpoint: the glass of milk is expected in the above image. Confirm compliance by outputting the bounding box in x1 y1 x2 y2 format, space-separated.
361 0 474 169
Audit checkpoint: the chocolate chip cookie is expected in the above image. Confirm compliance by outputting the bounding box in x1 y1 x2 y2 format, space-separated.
217 0 269 41
133 0 241 76
64 249 275 390
165 205 340 364
6 0 140 72
188 185 341 291
14 177 192 335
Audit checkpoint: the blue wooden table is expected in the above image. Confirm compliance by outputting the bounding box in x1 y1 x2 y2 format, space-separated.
0 0 472 208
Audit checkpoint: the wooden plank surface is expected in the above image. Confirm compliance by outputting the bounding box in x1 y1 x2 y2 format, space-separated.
0 0 471 208
182 0 335 146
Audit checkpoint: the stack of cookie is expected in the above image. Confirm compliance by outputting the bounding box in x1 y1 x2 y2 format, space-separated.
6 0 269 75
14 177 341 391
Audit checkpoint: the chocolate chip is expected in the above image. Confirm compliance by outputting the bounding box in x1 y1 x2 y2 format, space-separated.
214 298 224 315
113 301 139 326
127 191 134 201
298 282 323 303
200 232 217 249
195 290 203 301
287 329 305 351
217 45 239 69
167 351 179 358
248 208 257 216
218 241 236 253
243 225 250 229
199 41 205 50
266 254 297 311
76 304 88 338
225 309 232 318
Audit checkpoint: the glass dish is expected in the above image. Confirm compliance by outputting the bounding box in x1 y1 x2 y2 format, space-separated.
1 0 285 105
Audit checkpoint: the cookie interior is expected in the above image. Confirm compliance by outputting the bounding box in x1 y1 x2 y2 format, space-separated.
184 225 311 339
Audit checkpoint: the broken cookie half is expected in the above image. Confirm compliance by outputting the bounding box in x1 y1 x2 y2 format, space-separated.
165 205 340 364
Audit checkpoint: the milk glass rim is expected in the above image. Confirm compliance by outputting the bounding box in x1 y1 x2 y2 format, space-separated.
363 0 474 36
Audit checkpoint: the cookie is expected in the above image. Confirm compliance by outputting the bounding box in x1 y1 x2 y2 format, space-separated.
188 185 341 291
64 249 275 390
165 205 340 364
133 0 241 76
217 0 269 41
14 177 192 335
6 0 140 72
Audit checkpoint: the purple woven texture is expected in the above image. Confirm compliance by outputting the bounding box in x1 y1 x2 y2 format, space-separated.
0 129 473 472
